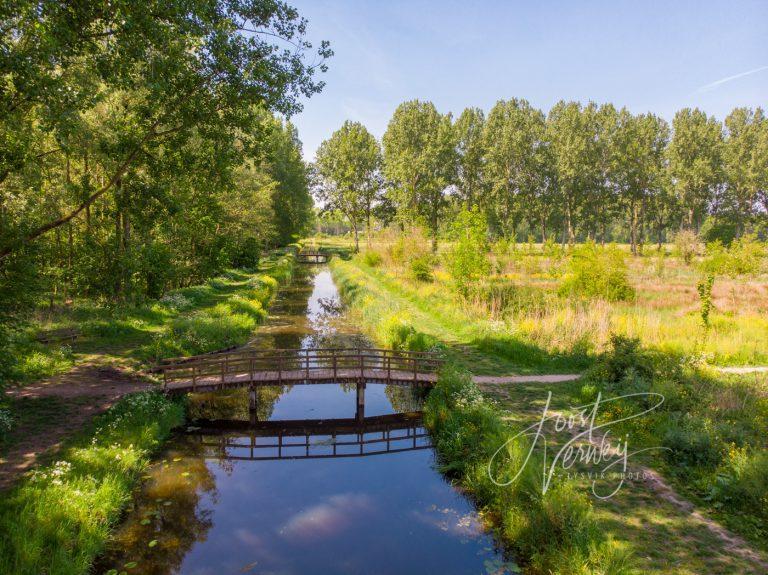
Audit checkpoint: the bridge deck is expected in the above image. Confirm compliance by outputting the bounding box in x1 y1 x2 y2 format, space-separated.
164 367 437 394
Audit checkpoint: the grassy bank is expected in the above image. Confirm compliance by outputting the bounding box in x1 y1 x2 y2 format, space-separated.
0 392 185 574
330 256 588 374
425 368 633 574
3 248 298 387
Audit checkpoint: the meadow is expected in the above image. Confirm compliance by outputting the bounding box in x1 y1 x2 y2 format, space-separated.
327 231 768 574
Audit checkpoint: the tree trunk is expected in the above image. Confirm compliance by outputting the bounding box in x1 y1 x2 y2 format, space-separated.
629 198 637 256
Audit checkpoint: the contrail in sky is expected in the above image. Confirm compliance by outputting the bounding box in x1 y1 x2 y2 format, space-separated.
694 65 768 93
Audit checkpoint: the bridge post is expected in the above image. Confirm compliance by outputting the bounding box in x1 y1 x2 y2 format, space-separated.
356 381 366 423
249 384 258 425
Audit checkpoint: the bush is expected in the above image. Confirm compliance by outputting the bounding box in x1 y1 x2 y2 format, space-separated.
558 243 635 302
379 312 438 352
444 207 491 295
662 416 724 470
711 449 768 524
409 254 434 282
701 234 764 277
673 230 702 264
361 250 383 267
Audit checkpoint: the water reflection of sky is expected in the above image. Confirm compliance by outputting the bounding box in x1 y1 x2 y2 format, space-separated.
100 266 519 575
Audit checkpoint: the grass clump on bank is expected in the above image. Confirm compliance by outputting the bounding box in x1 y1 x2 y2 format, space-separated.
0 391 185 575
425 367 634 574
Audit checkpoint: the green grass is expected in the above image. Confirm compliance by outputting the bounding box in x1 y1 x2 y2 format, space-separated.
324 236 768 368
3 249 298 385
330 256 590 374
482 375 768 574
0 392 185 575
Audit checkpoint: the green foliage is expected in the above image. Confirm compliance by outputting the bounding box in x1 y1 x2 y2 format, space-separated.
382 100 456 246
0 392 185 575
701 234 764 277
408 254 435 282
444 207 491 295
361 250 383 267
697 274 715 328
314 121 382 251
559 243 635 302
0 1 324 357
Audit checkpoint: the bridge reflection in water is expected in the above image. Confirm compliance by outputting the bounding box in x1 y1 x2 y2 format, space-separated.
191 412 431 461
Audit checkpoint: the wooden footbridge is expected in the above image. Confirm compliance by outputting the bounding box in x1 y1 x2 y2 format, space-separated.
154 347 443 394
296 250 328 263
191 412 430 461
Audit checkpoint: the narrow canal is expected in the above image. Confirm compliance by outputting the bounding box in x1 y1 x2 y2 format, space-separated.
100 265 518 575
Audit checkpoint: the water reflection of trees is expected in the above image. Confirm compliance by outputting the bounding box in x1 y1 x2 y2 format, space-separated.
99 438 217 575
187 387 286 422
386 385 426 413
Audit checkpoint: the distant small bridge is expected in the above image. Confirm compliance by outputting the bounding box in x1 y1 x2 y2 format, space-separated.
192 412 430 461
296 250 328 263
154 347 443 395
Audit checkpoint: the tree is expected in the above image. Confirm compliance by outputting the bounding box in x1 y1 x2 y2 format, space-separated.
0 0 331 261
314 121 382 252
609 110 669 254
667 108 724 231
723 107 767 235
483 99 548 239
454 108 486 209
546 101 602 245
382 100 456 251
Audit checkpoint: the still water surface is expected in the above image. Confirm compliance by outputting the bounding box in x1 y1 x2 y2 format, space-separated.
100 266 518 575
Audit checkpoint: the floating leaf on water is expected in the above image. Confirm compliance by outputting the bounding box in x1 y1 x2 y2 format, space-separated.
105 570 118 575
239 561 259 573
148 539 158 548
124 562 138 569
181 471 190 477
173 457 182 462
140 518 151 525
163 501 172 506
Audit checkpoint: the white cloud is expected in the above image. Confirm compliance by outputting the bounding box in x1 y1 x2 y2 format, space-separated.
694 65 768 94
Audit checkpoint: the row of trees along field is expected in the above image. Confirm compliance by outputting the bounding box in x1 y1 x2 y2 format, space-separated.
1 1 331 321
314 100 768 252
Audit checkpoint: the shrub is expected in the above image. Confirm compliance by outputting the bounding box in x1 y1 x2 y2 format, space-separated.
409 254 434 282
673 230 702 264
558 243 635 302
711 449 768 523
444 207 491 295
662 416 724 470
379 312 438 351
361 250 383 267
701 234 764 277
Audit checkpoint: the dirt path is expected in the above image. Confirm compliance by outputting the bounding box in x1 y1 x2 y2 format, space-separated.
0 364 150 491
472 374 581 384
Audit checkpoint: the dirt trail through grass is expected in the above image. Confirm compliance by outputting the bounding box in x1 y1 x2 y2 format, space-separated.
482 380 768 574
1 363 149 490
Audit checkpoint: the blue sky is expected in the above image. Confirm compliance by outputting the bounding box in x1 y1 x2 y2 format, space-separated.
289 0 768 159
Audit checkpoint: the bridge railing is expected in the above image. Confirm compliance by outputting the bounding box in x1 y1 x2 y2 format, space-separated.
153 347 444 390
